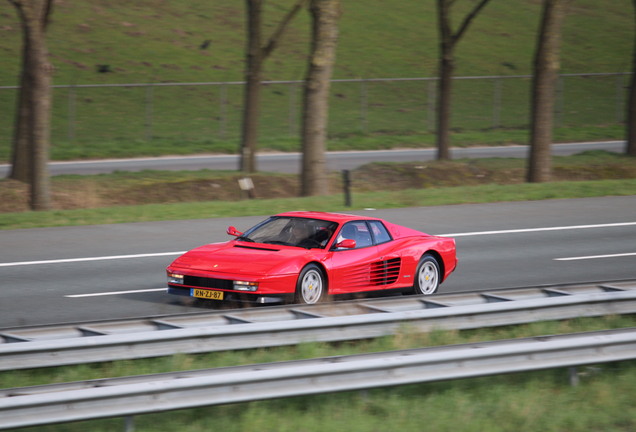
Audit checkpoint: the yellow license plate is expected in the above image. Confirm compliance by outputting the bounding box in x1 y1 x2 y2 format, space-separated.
192 289 224 300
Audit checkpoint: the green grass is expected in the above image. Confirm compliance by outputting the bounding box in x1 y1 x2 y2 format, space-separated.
21 368 633 432
2 315 635 432
2 150 634 227
1 1 630 84
0 124 624 162
0 1 632 159
1 178 635 230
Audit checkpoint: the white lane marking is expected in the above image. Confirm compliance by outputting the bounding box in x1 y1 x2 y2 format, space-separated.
2 221 635 268
555 252 636 261
66 288 167 298
0 252 185 268
440 222 636 237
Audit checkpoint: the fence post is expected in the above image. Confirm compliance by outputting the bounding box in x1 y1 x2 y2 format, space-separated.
219 83 227 140
556 76 564 127
144 84 153 141
289 82 297 136
493 77 502 129
427 80 436 133
617 74 626 123
67 85 76 142
360 80 368 133
342 169 352 207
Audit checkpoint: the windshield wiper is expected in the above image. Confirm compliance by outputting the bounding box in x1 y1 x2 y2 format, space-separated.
236 236 255 243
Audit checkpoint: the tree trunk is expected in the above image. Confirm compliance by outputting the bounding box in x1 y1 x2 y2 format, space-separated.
300 0 340 196
435 0 491 161
626 0 636 156
27 23 52 210
9 0 53 210
436 0 453 161
239 0 307 173
239 0 263 173
9 38 31 182
436 55 453 160
527 0 568 183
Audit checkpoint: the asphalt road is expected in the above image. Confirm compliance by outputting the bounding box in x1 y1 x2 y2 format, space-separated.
0 141 625 176
1 195 635 328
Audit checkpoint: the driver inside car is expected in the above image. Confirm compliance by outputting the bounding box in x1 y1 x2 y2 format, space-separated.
283 221 311 246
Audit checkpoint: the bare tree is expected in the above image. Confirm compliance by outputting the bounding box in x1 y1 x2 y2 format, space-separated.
240 0 307 173
300 0 340 196
8 0 54 210
627 0 636 156
527 0 570 182
436 0 491 160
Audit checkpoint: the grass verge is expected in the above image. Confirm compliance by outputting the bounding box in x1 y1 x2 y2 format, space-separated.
1 178 635 230
0 126 625 162
2 315 635 432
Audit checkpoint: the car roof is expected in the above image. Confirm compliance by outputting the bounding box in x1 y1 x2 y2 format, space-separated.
275 211 382 224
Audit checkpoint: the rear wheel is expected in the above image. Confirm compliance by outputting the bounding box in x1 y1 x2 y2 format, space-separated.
413 254 440 295
295 264 326 304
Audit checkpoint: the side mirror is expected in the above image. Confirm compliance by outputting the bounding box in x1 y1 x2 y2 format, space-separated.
227 226 243 237
335 239 356 249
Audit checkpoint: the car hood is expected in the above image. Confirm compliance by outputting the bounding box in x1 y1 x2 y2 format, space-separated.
170 241 313 275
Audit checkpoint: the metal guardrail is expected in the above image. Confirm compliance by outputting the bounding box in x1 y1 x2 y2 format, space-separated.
1 327 635 430
1 280 635 371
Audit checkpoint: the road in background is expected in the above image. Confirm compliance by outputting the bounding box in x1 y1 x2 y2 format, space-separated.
0 141 625 176
1 196 634 328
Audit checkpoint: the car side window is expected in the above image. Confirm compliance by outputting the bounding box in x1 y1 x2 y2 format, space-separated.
369 221 392 244
335 221 373 249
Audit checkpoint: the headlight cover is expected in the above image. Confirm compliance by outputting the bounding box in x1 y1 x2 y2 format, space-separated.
167 272 184 284
233 280 259 291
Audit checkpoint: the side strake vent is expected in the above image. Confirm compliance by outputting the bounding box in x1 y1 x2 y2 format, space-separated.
370 258 401 286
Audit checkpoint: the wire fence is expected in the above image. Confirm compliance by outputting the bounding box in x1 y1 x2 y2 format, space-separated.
0 72 629 151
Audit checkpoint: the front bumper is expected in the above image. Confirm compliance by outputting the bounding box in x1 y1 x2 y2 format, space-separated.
167 285 291 304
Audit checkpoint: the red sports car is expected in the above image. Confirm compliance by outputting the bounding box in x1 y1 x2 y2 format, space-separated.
167 211 457 304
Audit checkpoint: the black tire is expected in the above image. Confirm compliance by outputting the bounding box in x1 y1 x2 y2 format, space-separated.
295 264 326 304
413 254 441 295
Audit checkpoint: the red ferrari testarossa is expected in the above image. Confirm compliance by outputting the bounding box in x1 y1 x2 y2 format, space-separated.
167 211 457 304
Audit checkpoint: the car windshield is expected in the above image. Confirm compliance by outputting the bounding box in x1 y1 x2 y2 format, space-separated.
240 217 338 249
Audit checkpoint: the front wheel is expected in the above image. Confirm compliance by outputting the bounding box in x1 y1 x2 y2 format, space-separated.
413 254 440 295
295 264 326 304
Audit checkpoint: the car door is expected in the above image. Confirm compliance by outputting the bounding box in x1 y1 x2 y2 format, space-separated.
371 219 408 289
326 221 380 294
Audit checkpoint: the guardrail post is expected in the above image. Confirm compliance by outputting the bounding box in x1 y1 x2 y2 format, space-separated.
124 415 135 432
568 366 579 387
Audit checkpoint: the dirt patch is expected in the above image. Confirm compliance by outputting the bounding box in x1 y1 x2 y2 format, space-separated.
119 175 305 205
2 152 635 213
351 161 524 191
0 180 30 213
